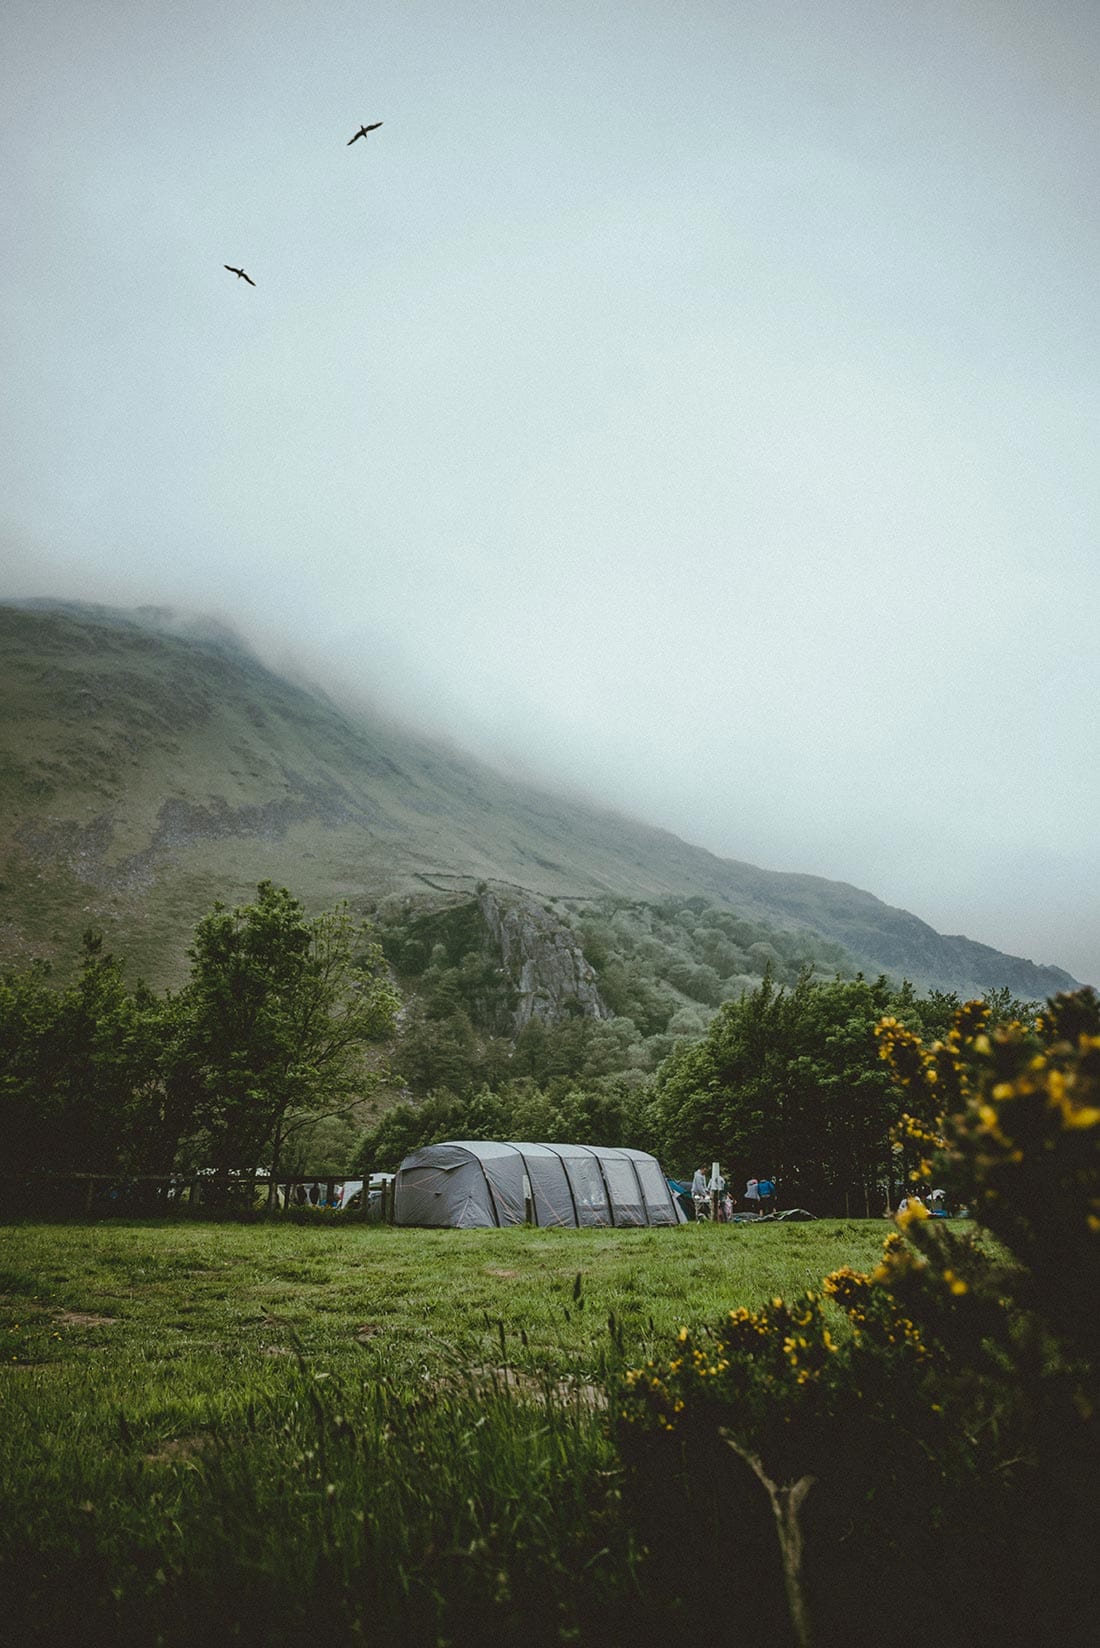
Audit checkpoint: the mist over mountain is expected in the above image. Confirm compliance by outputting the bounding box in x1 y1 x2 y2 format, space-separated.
0 599 1078 1004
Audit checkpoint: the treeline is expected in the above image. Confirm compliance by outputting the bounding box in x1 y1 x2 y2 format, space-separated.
355 964 1035 1215
0 882 399 1192
1 880 1037 1215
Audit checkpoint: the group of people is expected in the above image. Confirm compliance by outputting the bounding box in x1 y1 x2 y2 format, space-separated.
689 1167 777 1222
896 1186 950 1216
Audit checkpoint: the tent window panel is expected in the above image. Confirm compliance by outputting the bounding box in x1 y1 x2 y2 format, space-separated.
599 1157 645 1224
480 1159 526 1226
523 1157 576 1228
633 1158 678 1224
563 1158 611 1226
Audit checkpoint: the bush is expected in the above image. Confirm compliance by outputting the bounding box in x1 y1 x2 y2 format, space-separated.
613 989 1100 1648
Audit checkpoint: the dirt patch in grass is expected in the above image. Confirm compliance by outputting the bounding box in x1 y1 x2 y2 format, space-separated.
143 1434 215 1466
483 1268 519 1278
56 1311 115 1328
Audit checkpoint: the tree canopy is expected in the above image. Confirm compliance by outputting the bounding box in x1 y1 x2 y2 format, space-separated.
178 883 399 1181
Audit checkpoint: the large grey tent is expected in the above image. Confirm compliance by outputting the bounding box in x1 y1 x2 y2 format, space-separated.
393 1141 686 1229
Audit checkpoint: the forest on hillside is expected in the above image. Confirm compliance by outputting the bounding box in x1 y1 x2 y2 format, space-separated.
373 888 855 1095
0 882 1040 1217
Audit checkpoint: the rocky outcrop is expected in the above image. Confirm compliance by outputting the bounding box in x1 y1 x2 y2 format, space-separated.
477 888 609 1030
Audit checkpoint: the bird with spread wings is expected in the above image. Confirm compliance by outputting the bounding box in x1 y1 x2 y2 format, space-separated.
222 119 384 291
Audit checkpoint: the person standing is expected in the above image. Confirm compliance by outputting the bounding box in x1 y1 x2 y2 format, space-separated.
691 1167 709 1220
744 1177 761 1215
708 1163 727 1222
757 1176 776 1216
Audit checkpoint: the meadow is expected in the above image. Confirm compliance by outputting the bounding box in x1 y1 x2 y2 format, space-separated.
0 1217 885 1646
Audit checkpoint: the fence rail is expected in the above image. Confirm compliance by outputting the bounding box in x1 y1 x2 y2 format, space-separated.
0 1172 395 1221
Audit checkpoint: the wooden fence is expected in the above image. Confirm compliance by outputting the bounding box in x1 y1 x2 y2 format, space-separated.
0 1172 396 1222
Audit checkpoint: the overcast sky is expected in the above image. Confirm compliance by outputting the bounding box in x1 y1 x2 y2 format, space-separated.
2 0 1098 984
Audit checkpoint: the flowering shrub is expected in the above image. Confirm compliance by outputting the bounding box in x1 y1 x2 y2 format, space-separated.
878 987 1100 1370
613 989 1100 1648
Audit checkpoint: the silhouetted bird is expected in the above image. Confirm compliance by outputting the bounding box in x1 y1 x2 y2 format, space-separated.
347 121 383 144
224 265 256 286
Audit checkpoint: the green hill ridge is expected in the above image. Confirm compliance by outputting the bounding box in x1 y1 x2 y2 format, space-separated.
0 598 1079 1001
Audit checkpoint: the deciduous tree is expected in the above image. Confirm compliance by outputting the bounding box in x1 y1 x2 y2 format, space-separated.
179 883 399 1189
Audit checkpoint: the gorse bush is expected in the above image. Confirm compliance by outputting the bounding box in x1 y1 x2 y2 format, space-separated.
878 984 1100 1370
614 988 1100 1648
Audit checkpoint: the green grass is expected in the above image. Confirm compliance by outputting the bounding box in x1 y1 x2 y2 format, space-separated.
0 1218 885 1645
0 1217 884 1383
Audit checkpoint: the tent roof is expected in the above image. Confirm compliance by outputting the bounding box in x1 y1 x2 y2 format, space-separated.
401 1141 667 1166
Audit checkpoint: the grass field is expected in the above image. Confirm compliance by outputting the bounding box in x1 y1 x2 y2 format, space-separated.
1 1218 887 1646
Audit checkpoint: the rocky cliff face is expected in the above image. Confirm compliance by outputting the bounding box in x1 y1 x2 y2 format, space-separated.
477 889 609 1029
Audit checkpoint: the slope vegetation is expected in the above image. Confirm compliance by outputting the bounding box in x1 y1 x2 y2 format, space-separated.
0 599 1078 999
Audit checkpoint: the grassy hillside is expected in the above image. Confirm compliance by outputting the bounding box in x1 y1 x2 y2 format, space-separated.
0 599 1079 998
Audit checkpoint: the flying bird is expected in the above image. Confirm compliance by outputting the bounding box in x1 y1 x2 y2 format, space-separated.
224 265 255 286
347 121 383 144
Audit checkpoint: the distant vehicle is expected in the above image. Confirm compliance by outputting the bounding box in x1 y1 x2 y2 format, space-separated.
340 1174 395 1220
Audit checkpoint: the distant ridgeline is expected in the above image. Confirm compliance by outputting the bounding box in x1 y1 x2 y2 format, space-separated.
0 598 1080 1004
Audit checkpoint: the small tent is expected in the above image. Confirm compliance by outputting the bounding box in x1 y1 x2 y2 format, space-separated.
393 1141 686 1229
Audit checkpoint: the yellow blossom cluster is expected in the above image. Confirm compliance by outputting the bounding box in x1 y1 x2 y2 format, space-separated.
875 1017 935 1086
879 994 1100 1258
617 1290 848 1435
893 1112 945 1157
619 1358 685 1430
824 1257 929 1358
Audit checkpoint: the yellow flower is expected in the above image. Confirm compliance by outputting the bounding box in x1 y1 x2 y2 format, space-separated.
1061 1103 1100 1130
942 1269 968 1296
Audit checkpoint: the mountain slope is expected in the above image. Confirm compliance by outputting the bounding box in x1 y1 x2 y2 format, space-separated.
0 599 1079 998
